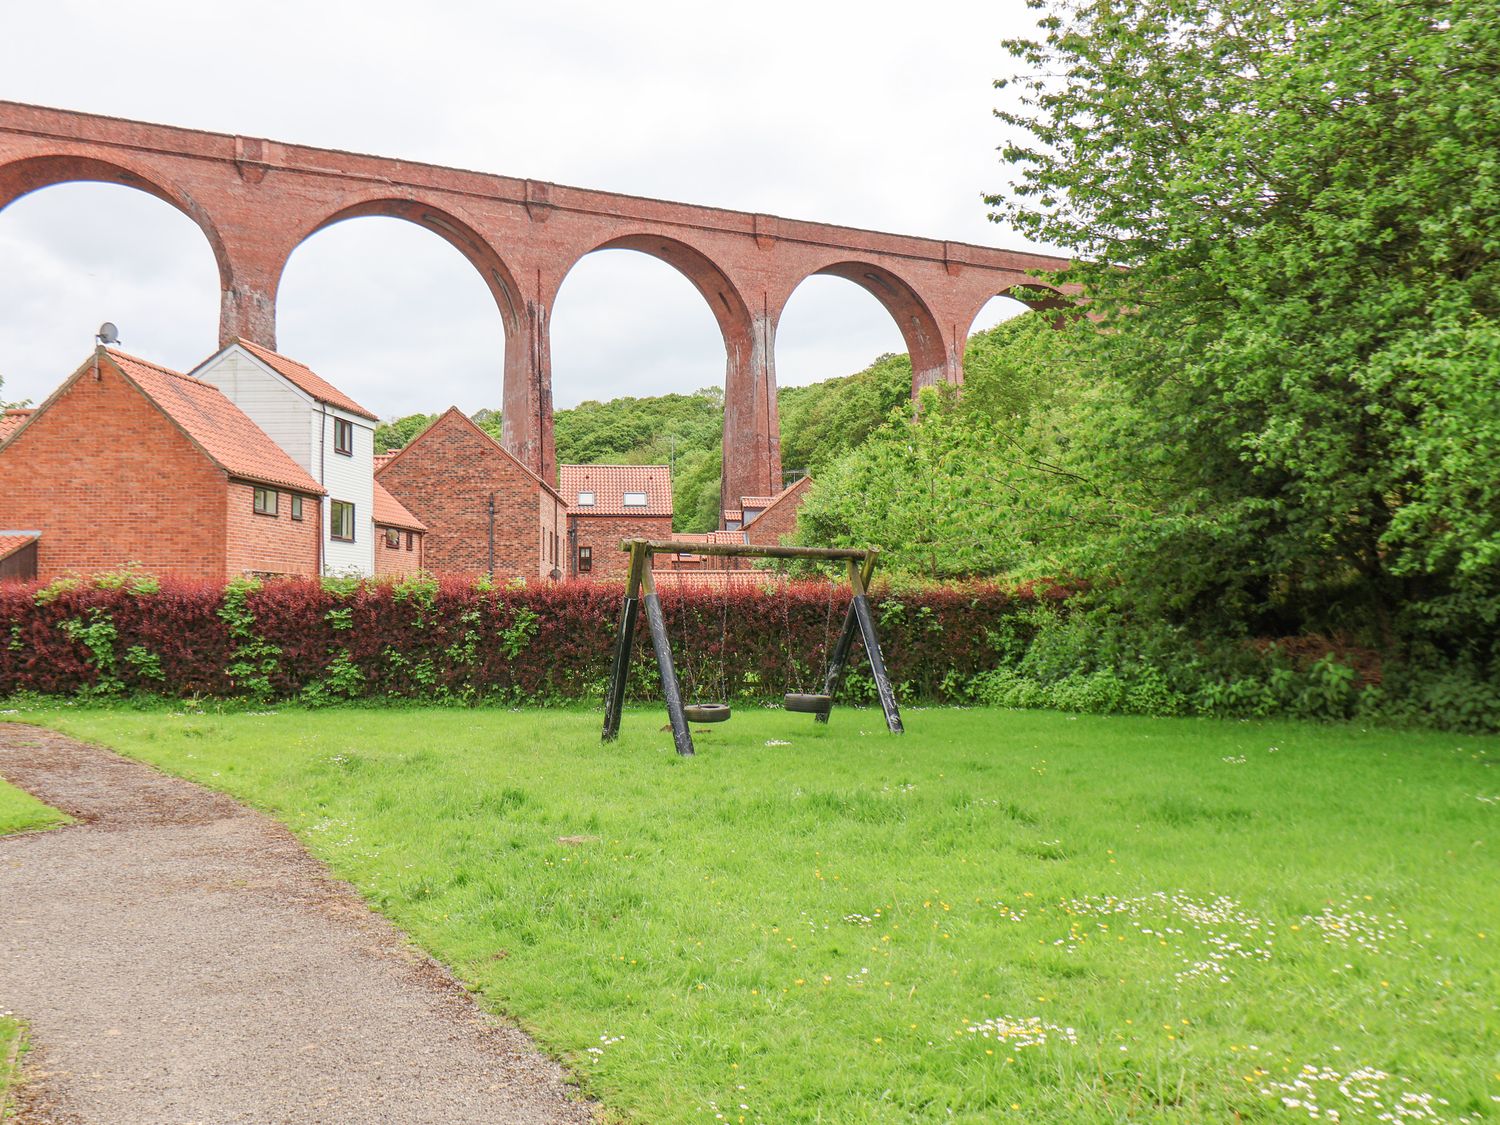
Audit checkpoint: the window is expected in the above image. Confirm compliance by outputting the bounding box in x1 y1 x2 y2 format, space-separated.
290 495 303 521
253 487 278 516
384 528 400 549
406 531 414 552
577 491 595 507
623 491 648 507
578 546 592 574
334 418 354 456
330 501 355 541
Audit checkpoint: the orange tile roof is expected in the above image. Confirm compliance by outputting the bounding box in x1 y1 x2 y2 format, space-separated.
233 339 379 421
560 464 673 516
106 350 325 495
0 409 32 444
0 410 34 445
741 496 778 509
372 480 426 532
0 532 39 562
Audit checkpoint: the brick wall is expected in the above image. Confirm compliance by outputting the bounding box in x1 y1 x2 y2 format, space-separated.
374 527 424 578
742 477 811 547
539 491 564 579
224 481 321 579
570 514 674 581
376 409 556 579
0 360 229 581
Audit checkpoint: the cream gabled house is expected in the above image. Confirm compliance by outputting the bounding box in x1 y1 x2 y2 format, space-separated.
192 340 380 576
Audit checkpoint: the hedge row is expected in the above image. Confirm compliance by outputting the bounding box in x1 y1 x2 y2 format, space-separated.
0 573 1047 705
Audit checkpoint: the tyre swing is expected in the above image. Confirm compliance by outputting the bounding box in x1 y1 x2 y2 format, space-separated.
677 569 732 725
777 563 839 720
601 538 904 756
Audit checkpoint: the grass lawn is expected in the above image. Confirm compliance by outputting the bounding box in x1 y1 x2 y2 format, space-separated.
9 705 1498 1123
0 777 69 838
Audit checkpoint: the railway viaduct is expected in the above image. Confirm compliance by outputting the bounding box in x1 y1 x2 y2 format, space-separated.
0 101 1073 503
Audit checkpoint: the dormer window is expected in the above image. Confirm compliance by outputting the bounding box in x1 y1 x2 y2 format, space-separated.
623 491 648 507
577 491 595 507
334 417 353 456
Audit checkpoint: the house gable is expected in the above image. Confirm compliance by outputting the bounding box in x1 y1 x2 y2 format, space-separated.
376 407 560 578
0 352 231 580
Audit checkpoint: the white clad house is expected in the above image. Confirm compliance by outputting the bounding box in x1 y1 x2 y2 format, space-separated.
191 340 378 576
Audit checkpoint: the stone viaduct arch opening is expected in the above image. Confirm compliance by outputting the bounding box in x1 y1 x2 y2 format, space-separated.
773 263 948 484
965 283 1073 338
551 236 757 530
276 206 519 420
0 157 222 399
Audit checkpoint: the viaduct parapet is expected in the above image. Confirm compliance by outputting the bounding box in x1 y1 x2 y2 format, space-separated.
0 101 1073 502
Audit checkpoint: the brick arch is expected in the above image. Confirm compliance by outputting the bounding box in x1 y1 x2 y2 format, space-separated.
960 281 1075 339
776 260 950 393
555 232 756 350
552 233 768 510
290 196 525 338
0 152 232 297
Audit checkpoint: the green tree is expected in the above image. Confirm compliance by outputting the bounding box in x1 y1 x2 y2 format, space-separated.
796 316 1086 578
374 413 437 453
988 0 1500 649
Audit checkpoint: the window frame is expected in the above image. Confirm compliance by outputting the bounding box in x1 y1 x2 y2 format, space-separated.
577 490 595 507
622 491 648 507
578 546 593 574
333 417 354 457
290 494 303 521
330 500 356 542
384 528 400 549
253 487 279 517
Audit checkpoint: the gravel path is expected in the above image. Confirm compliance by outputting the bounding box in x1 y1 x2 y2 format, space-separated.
0 724 596 1124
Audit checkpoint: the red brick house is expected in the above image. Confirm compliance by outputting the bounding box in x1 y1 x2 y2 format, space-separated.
372 481 427 578
0 349 324 582
740 476 813 546
559 464 674 581
376 407 564 580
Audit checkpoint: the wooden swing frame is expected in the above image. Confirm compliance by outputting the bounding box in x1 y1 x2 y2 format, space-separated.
601 538 905 756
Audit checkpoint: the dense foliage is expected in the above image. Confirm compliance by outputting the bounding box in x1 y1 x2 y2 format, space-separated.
0 573 1042 707
796 314 1083 578
986 0 1500 652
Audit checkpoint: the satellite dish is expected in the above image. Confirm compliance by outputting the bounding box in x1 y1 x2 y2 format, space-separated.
96 322 120 345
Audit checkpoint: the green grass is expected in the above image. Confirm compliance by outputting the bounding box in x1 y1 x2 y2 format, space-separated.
0 777 69 837
0 1015 24 1123
11 705 1499 1123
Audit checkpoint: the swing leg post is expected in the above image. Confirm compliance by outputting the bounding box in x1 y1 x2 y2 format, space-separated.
601 595 639 742
816 602 859 724
852 591 903 734
849 554 902 734
642 568 694 756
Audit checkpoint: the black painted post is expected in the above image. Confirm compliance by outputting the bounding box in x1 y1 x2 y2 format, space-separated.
642 567 694 756
601 596 639 741
602 541 650 743
849 558 903 734
816 602 859 725
817 552 880 725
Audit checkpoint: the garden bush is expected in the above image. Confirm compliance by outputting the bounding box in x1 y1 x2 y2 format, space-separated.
4 572 1493 731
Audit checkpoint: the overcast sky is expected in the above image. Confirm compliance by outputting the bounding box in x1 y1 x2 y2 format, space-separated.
0 0 1051 418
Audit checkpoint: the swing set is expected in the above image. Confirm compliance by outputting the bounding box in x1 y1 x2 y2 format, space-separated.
601 538 904 755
